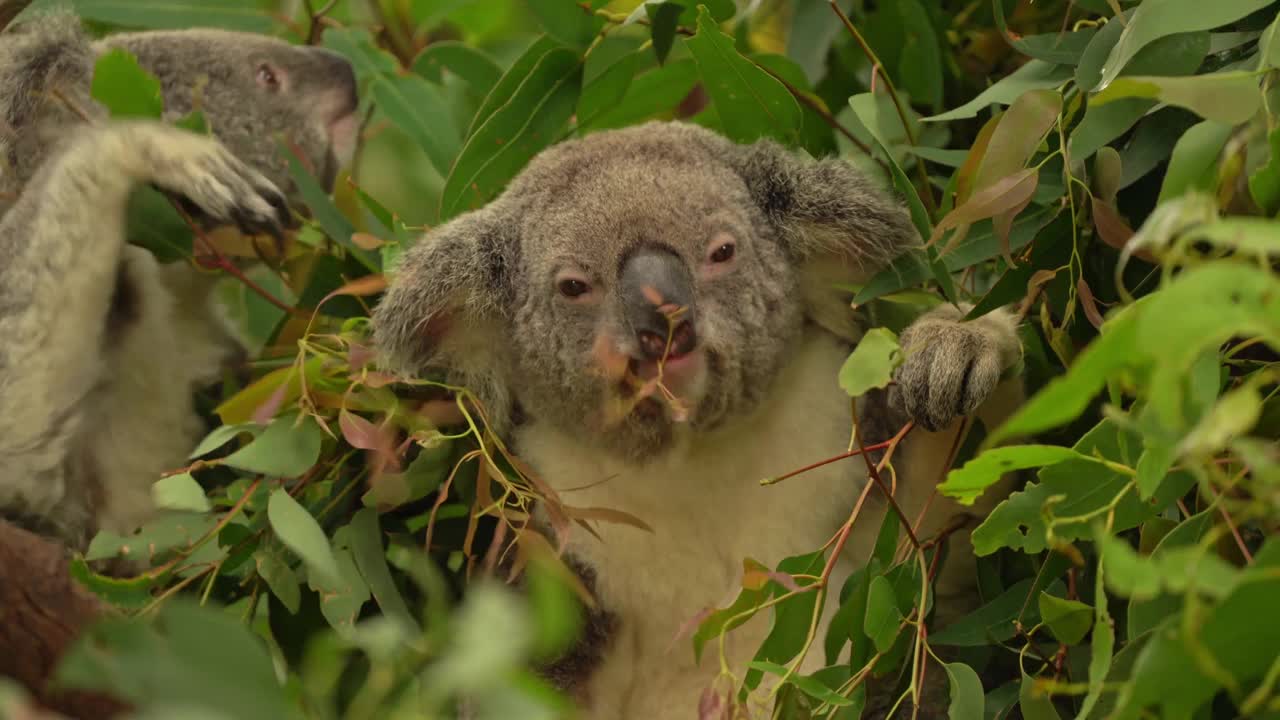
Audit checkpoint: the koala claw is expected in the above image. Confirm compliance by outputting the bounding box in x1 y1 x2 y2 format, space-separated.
890 307 1019 433
141 128 294 240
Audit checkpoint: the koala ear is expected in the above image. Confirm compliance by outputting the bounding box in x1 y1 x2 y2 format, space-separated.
373 204 518 428
727 140 921 341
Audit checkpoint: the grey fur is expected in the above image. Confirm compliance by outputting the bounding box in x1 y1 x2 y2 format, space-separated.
0 10 358 548
373 121 1025 713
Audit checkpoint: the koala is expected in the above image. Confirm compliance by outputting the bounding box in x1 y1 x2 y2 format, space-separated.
374 121 1024 718
0 10 359 550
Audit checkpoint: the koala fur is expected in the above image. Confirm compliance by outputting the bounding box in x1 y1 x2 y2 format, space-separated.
0 11 359 549
374 121 1024 718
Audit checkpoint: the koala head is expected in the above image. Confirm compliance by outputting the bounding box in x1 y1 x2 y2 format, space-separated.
95 29 359 194
375 121 918 462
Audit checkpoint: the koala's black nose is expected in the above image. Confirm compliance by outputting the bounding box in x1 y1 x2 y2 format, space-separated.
619 246 698 360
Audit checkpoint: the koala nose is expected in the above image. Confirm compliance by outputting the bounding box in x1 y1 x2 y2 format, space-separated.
309 47 359 121
619 245 698 360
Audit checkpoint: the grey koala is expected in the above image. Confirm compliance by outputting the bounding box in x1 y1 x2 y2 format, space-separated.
374 121 1023 718
0 10 358 550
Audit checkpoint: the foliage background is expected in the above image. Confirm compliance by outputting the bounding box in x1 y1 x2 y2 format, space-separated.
2 0 1278 718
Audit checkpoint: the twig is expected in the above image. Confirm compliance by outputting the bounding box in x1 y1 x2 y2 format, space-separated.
829 1 938 216
751 61 877 160
302 0 339 45
761 436 901 486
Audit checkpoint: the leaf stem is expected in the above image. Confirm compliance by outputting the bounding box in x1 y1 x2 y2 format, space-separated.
829 1 937 216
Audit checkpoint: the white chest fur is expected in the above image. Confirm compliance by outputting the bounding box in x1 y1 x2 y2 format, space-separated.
519 329 880 719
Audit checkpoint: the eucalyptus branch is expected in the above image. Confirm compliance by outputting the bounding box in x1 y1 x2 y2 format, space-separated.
828 0 938 216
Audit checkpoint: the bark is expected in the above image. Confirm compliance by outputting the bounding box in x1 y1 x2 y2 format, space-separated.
0 521 130 720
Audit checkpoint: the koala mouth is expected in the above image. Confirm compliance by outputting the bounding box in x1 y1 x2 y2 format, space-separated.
328 112 360 169
615 350 706 423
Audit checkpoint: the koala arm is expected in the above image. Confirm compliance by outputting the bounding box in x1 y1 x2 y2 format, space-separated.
0 120 288 528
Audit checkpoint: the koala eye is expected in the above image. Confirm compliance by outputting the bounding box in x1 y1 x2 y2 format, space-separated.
256 63 282 92
709 241 736 263
558 278 591 299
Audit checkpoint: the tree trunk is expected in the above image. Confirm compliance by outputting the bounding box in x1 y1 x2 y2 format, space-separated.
0 521 130 719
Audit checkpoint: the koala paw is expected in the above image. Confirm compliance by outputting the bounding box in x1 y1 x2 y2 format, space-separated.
890 305 1021 433
128 123 294 239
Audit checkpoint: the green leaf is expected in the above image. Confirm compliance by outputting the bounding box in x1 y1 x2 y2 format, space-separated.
1071 31 1211 159
1096 0 1275 89
987 302 1141 444
1075 7 1134 92
924 61 1073 122
412 41 503 98
85 512 218 565
1247 125 1280 214
71 0 277 32
1076 539 1115 720
995 0 1098 65
837 328 902 398
943 662 985 720
285 150 379 272
747 661 854 707
67 557 157 609
863 575 902 654
581 58 699 130
189 423 261 460
895 0 942 108
683 6 802 145
267 488 342 588
577 49 641 129
91 48 163 118
973 419 1195 556
347 509 419 633
467 35 562 135
932 577 1052 646
940 445 1100 505
744 551 825 691
1093 72 1262 125
151 473 210 513
1037 593 1093 645
646 1 683 64
1018 670 1062 720
326 29 462 179
221 414 323 479
1109 540 1280 718
1260 11 1280 69
439 47 583 221
55 600 300 720
255 549 301 615
527 0 603 48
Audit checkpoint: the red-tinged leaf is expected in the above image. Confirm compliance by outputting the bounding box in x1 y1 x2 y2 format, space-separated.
1018 268 1061 315
350 232 386 250
325 273 387 299
562 505 656 533
339 409 383 451
974 89 1062 192
253 382 290 426
348 343 376 372
992 174 1039 267
362 371 398 389
956 113 1002 204
931 168 1039 248
1077 277 1106 329
1092 199 1158 263
698 686 725 720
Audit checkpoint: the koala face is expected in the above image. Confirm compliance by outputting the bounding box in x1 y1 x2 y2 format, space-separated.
500 143 806 458
375 122 919 462
98 30 359 194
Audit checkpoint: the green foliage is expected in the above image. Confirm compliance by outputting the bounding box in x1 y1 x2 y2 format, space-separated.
21 0 1278 719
